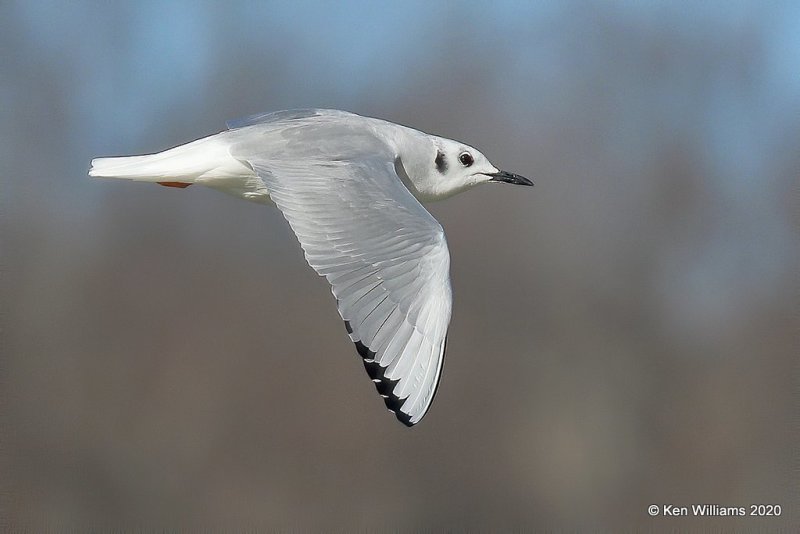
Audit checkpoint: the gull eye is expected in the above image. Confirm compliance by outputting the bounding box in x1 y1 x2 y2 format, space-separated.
459 152 474 167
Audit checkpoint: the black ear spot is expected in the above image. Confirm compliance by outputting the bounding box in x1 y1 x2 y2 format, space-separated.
435 150 448 174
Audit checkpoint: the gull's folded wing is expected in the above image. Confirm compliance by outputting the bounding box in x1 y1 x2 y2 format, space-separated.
228 115 452 425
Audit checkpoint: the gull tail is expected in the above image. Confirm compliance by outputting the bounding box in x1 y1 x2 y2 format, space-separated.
89 135 250 188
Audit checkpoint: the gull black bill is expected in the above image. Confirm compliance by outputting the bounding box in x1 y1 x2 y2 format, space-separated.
487 170 533 186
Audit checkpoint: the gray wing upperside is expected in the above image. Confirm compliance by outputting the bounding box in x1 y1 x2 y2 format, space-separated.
226 108 360 130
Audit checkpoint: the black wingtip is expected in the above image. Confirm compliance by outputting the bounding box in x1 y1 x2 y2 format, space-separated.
348 326 415 427
394 410 415 427
354 340 374 359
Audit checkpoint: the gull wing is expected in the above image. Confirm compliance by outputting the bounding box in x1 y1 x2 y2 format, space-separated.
226 108 356 130
228 122 452 426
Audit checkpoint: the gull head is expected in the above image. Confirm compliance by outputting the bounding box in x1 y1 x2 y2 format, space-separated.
397 135 532 201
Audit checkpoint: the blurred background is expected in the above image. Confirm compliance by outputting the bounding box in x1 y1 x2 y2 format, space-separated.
2 1 797 530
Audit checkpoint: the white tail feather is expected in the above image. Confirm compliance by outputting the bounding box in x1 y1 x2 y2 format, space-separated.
89 135 250 183
89 133 269 203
